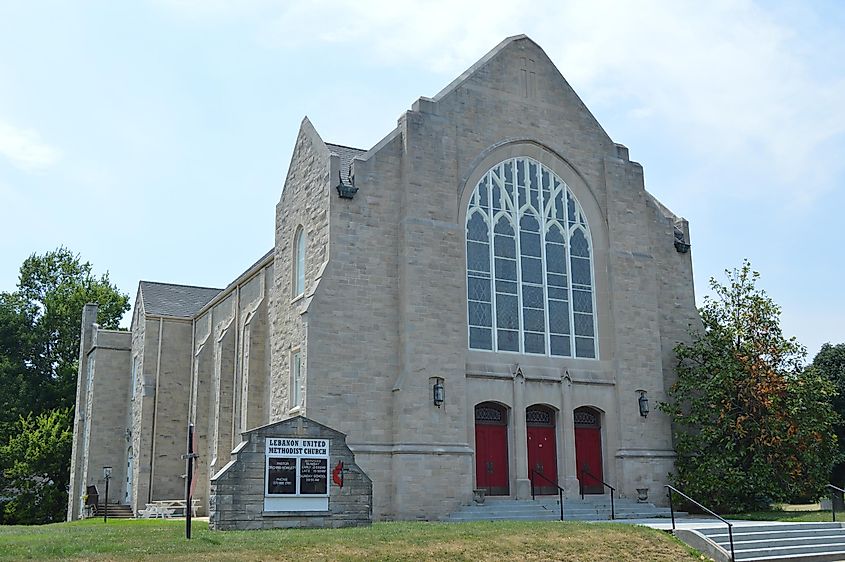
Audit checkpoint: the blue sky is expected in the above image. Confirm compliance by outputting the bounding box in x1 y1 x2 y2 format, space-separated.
1 1 843 359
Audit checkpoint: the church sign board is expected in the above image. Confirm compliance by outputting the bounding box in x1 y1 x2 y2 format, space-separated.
265 437 329 511
209 415 372 530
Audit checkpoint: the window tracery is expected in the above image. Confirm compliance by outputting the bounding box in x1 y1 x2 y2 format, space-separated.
466 157 596 358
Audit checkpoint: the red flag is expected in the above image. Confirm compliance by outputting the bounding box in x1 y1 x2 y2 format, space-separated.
332 461 344 488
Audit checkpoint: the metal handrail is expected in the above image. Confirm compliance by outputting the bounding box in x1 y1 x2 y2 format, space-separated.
827 484 845 522
530 469 565 521
579 468 616 520
665 485 734 562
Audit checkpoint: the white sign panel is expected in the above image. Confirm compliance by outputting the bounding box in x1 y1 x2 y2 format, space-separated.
264 438 330 512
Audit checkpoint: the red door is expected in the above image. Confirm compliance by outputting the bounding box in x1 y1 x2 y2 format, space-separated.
574 407 603 494
475 403 509 496
527 426 558 494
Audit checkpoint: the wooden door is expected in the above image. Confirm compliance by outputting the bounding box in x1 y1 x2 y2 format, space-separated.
526 405 558 495
475 403 509 496
527 426 558 494
574 408 604 495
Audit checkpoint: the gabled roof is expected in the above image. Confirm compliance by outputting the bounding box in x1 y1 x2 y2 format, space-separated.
138 281 222 318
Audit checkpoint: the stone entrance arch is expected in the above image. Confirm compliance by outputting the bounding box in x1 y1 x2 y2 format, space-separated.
474 402 509 496
574 407 604 495
526 404 558 495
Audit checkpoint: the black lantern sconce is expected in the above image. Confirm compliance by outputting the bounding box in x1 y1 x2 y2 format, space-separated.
637 390 649 418
433 378 445 408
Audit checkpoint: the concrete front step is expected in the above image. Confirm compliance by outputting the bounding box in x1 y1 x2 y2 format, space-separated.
685 523 845 562
94 504 134 518
446 498 677 522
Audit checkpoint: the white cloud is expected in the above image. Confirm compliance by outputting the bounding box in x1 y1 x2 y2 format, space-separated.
0 120 61 172
155 0 845 207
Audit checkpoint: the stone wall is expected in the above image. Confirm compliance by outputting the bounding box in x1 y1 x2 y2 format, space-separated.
148 317 193 501
67 307 133 520
209 416 372 530
192 255 274 515
269 35 698 517
68 303 98 520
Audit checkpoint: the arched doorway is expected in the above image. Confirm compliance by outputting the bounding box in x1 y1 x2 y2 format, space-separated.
574 407 604 494
474 402 509 496
124 446 133 505
526 405 558 495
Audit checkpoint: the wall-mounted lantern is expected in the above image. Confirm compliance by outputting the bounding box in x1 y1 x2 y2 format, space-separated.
433 378 445 408
637 390 649 418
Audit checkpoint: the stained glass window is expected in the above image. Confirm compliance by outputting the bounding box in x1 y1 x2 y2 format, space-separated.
465 157 596 358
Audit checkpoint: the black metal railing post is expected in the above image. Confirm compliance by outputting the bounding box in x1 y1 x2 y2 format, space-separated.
580 468 615 520
826 484 845 523
610 488 615 520
560 488 564 521
667 488 675 530
727 525 735 561
665 485 734 562
530 469 566 521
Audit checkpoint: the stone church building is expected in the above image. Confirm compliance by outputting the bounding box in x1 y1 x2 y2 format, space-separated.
68 35 698 521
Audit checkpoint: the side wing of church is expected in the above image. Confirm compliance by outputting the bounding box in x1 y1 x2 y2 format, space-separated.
68 35 698 521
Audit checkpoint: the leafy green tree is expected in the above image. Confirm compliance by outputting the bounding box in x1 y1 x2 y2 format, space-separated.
813 343 845 484
14 248 130 409
0 408 73 524
660 260 839 512
0 247 129 523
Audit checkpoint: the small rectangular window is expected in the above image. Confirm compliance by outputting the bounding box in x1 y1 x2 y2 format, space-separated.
290 351 302 409
130 355 139 400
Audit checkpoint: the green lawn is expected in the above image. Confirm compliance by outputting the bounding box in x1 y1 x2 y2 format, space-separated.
0 519 706 561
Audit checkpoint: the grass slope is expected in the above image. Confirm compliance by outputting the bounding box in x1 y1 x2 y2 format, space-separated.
0 519 705 561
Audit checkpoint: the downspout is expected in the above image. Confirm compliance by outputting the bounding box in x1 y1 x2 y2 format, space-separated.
231 285 240 453
148 316 164 503
189 317 196 425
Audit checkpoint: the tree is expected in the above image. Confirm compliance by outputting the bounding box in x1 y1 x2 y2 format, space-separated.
0 247 129 524
660 260 839 512
0 409 73 524
812 343 845 484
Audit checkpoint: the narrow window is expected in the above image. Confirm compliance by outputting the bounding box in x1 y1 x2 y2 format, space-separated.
293 227 306 297
290 351 302 409
130 355 139 400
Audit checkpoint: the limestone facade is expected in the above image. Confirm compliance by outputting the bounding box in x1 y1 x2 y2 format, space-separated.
68 35 698 522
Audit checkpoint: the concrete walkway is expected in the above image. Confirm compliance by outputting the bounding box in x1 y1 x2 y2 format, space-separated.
605 517 817 531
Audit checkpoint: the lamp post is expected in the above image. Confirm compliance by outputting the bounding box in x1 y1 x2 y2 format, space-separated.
102 466 112 523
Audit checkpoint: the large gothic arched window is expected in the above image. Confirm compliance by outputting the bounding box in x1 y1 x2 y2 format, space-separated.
466 157 597 358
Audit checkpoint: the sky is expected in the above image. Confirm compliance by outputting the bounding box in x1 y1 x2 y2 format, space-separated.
0 1 843 359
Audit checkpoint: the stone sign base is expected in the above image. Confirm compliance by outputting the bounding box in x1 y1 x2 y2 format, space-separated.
209 416 372 530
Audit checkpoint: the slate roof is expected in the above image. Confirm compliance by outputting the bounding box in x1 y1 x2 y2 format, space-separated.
326 143 365 186
139 281 222 318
